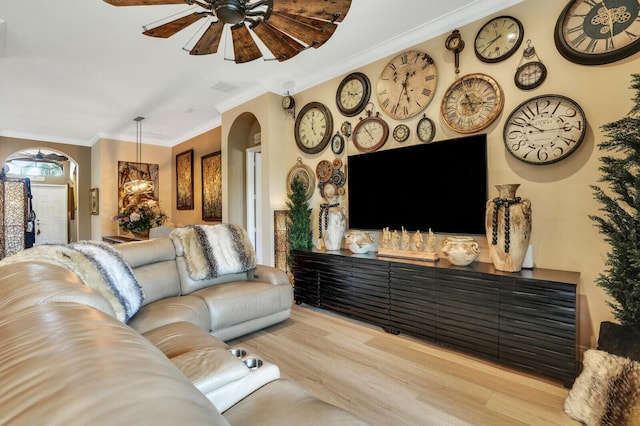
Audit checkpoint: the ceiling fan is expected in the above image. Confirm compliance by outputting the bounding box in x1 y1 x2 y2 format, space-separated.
9 150 69 163
103 0 352 63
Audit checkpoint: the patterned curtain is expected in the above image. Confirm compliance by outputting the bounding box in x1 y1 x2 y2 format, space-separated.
0 177 28 260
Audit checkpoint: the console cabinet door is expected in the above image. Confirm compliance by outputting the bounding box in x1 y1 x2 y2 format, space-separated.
292 250 320 306
317 254 352 316
389 262 437 340
499 278 577 386
349 257 390 328
435 269 500 361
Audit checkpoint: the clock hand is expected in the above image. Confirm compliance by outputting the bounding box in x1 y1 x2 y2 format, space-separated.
599 1 615 42
482 33 503 53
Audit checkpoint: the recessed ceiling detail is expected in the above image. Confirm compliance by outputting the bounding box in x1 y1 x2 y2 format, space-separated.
102 0 352 63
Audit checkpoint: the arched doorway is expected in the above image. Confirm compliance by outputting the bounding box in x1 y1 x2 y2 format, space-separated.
4 147 79 245
226 112 262 261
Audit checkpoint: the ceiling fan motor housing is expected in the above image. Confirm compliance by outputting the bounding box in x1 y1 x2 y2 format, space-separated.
214 0 246 24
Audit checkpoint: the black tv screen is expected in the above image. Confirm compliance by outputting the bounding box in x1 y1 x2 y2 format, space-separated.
347 134 488 235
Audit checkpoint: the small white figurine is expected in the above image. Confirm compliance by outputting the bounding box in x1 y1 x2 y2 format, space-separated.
402 227 410 251
413 230 423 251
391 230 400 250
426 228 436 253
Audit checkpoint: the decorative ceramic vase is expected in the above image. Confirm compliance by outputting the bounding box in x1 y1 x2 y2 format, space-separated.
441 236 479 266
344 231 375 254
324 206 346 251
133 229 150 239
485 184 532 272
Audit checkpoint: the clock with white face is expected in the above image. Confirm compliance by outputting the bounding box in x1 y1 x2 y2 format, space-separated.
376 50 438 120
503 94 587 164
294 102 333 154
440 73 504 134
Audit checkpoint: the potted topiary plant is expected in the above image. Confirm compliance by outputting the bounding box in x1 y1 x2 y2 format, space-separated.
590 73 640 359
285 176 314 276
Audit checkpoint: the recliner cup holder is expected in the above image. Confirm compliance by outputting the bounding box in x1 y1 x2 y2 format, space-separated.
229 348 246 358
243 358 263 370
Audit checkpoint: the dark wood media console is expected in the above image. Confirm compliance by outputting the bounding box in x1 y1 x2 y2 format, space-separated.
292 249 580 387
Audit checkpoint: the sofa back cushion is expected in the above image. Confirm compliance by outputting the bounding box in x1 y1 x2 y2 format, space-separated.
0 261 116 319
114 238 181 305
170 231 249 294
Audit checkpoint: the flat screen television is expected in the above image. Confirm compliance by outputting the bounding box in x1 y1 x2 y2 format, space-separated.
347 134 487 235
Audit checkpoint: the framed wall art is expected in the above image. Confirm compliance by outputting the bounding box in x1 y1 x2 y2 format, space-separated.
202 151 222 221
90 188 99 215
176 149 194 210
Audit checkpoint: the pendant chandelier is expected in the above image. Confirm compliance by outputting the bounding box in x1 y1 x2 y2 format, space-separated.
123 116 155 195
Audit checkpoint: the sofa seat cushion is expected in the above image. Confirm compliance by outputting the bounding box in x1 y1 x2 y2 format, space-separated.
144 322 249 395
0 303 228 426
128 295 210 334
223 379 370 425
193 281 293 332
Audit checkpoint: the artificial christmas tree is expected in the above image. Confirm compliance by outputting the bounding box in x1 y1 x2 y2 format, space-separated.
285 176 314 275
590 74 640 359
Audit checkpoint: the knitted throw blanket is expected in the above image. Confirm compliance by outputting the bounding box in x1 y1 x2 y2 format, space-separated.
170 224 257 280
0 241 144 322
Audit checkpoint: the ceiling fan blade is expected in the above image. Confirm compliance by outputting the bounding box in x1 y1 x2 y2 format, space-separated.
272 0 352 22
278 11 338 33
251 20 304 62
190 21 224 55
267 12 334 47
143 12 206 38
104 0 187 5
231 24 263 63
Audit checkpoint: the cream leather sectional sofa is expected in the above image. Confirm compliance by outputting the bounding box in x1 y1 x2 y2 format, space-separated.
0 230 368 425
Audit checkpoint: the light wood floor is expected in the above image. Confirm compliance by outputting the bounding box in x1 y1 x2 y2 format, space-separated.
227 304 580 426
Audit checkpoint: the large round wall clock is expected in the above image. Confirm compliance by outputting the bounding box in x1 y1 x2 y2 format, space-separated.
294 101 334 154
376 50 438 120
503 94 587 165
336 72 371 117
440 73 504 134
352 112 390 152
474 15 524 63
555 0 640 65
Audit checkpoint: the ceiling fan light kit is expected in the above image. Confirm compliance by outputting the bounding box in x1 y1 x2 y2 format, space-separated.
103 0 352 63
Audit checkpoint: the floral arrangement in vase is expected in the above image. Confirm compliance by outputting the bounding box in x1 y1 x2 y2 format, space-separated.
113 199 168 236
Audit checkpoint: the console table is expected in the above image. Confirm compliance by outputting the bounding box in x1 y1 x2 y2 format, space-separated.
292 249 579 387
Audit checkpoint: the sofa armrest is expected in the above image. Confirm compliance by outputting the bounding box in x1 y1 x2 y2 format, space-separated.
249 265 290 286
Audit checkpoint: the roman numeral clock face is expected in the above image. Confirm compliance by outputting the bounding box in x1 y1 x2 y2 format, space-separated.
376 50 437 120
555 0 640 65
503 94 587 165
440 73 504 134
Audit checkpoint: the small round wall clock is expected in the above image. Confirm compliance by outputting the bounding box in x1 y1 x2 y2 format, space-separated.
417 114 436 143
555 0 640 65
336 72 371 117
440 73 504 134
392 124 410 142
376 50 437 120
474 15 524 63
352 111 389 152
294 101 333 154
503 94 587 165
331 133 345 154
514 40 547 90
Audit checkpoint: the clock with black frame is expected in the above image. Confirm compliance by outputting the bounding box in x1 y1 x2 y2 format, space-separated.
554 0 640 65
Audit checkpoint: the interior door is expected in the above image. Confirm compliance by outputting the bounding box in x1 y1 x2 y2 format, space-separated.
31 184 68 245
246 148 262 264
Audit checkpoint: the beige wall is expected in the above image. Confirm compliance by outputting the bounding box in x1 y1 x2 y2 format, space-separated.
222 0 637 349
92 138 172 238
170 128 222 227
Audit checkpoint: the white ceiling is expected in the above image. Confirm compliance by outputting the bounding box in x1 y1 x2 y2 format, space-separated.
0 0 523 147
